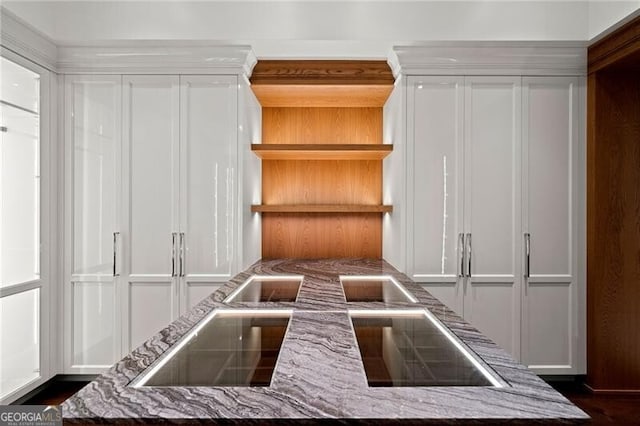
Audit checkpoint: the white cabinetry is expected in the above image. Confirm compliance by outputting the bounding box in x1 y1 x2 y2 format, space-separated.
65 74 240 370
521 77 581 374
122 75 237 352
403 70 584 374
121 75 180 352
64 75 122 373
408 76 522 357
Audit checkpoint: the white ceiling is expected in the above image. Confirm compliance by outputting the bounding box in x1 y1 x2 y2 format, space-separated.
2 1 639 58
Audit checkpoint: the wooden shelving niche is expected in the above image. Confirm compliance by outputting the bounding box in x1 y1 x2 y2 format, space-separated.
251 144 392 161
250 60 395 258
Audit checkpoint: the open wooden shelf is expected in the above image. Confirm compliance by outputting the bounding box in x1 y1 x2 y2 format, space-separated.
251 204 393 213
251 144 392 161
251 85 393 107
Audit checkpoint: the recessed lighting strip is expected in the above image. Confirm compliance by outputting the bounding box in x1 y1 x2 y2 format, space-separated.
131 308 293 388
339 275 419 303
348 309 505 388
223 274 304 303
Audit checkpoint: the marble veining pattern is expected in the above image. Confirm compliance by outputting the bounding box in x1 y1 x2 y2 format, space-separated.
62 259 589 423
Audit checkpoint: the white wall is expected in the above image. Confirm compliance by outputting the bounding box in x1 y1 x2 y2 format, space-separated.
4 1 590 58
588 0 640 40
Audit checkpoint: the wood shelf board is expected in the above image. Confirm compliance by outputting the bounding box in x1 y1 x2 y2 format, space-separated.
250 60 395 86
251 204 393 213
251 84 394 107
251 144 392 160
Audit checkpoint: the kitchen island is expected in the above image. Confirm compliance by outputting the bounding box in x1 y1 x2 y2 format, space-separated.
62 259 588 423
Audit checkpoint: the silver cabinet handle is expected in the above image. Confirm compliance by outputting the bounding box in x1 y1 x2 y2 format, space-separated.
113 232 120 277
524 233 531 278
179 232 185 277
466 233 472 278
171 232 177 277
458 233 465 277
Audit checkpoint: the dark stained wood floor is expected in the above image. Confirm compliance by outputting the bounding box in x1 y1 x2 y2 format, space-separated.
549 381 640 425
19 379 640 424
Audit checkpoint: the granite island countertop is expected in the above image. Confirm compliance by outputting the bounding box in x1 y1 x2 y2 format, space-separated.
62 259 589 424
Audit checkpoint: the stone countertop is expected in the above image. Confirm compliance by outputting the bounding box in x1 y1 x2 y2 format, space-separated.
61 259 589 424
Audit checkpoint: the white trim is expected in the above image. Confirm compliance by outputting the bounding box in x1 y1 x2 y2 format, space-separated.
57 43 257 75
0 52 54 404
0 8 58 72
393 42 587 76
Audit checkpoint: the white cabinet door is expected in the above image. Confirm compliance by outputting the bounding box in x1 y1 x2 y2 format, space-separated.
407 76 465 315
122 76 180 352
464 77 522 359
522 77 580 374
64 75 122 372
178 75 237 311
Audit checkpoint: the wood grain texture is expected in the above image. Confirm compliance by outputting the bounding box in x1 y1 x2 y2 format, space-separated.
262 108 382 144
589 14 640 73
252 204 392 213
250 60 394 85
251 144 392 161
261 214 382 259
251 85 393 107
262 160 381 205
587 69 640 392
256 67 389 258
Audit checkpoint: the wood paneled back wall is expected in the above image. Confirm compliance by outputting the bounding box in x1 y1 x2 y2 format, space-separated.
251 61 394 258
587 15 640 392
262 107 383 258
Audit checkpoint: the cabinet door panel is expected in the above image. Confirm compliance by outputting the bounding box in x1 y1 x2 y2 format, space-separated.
122 76 179 352
408 76 464 300
464 77 521 358
526 79 574 276
180 76 237 277
128 282 174 350
465 283 516 354
419 283 462 316
126 77 178 275
71 280 116 367
65 75 121 372
179 76 237 312
524 282 572 370
186 283 222 310
522 77 579 373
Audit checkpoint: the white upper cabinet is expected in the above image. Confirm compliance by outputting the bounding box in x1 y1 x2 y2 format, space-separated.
403 69 584 373
408 76 522 357
64 75 122 372
122 75 181 352
65 73 242 368
408 76 464 314
179 75 237 311
521 77 581 374
463 76 522 358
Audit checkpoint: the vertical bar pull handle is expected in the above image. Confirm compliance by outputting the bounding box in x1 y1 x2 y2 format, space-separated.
524 233 531 278
466 233 472 278
171 233 177 277
458 233 465 278
113 232 120 277
179 232 185 277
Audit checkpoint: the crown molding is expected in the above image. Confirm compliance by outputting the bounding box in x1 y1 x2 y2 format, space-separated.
0 7 58 71
393 42 588 76
56 43 257 76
